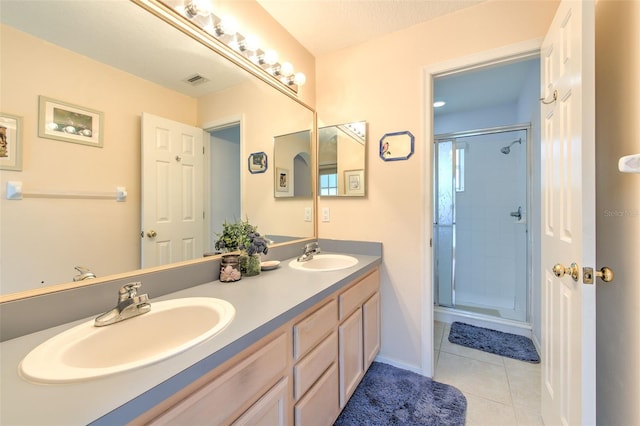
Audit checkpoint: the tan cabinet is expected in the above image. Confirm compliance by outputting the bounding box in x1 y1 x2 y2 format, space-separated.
135 266 380 426
143 333 288 425
363 292 381 370
232 378 289 426
338 308 363 407
338 269 381 408
292 303 339 425
294 363 340 426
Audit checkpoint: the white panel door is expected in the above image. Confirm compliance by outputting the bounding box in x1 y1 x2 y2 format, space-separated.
540 1 596 425
141 113 204 268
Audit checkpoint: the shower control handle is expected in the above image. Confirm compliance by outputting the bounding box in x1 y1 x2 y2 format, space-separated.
510 206 522 220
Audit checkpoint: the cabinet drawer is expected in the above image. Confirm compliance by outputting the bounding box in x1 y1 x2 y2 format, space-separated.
232 377 289 426
293 300 337 360
294 362 340 426
150 333 288 425
294 331 337 400
339 269 379 320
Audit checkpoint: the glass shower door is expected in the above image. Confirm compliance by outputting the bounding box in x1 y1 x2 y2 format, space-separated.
434 140 455 307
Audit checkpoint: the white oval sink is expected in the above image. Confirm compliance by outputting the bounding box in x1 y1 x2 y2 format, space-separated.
20 297 235 384
289 254 358 272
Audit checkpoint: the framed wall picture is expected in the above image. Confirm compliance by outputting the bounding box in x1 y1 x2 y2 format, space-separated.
38 96 104 147
0 113 23 171
276 167 289 192
248 151 267 174
344 169 365 195
380 130 414 161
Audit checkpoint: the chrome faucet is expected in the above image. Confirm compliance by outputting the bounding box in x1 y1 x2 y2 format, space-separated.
94 282 151 327
73 266 96 281
297 242 320 262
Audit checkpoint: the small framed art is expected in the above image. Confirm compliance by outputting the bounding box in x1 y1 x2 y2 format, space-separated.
38 96 104 147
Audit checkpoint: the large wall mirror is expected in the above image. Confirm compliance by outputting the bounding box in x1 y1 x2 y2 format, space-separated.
0 0 315 297
318 121 367 196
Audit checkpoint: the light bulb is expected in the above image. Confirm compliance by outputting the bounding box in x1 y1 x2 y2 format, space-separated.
264 50 278 66
219 15 238 35
280 62 294 76
294 72 306 86
184 0 212 18
244 34 259 51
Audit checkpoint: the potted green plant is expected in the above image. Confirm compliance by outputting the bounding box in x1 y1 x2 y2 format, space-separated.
214 219 269 276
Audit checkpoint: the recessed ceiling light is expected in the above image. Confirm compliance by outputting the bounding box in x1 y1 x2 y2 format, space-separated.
433 101 446 108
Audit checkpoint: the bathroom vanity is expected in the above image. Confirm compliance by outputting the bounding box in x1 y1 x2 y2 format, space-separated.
0 246 381 425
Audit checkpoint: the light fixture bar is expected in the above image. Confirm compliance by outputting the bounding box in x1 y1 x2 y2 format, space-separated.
135 0 305 95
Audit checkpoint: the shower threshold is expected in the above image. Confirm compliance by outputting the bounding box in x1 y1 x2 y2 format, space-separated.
434 305 532 338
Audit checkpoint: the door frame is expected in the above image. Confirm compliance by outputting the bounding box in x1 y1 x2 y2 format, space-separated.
422 38 543 377
202 115 244 253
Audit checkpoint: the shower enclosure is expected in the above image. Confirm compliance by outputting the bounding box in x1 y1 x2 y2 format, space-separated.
433 125 530 323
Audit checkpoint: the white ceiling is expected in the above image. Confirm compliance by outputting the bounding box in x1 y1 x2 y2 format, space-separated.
434 58 540 116
255 0 485 56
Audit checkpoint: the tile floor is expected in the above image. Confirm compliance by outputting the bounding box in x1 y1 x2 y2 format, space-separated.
434 321 544 426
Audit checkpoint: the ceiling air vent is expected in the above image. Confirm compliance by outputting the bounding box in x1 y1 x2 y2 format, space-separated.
183 74 210 86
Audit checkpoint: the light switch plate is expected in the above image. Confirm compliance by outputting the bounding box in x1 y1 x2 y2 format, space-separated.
304 207 312 222
322 207 330 222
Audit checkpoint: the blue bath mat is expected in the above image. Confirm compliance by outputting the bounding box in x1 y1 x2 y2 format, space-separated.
334 362 467 425
448 321 540 363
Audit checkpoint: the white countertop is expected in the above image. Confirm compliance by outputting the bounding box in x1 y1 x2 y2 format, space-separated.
0 253 381 425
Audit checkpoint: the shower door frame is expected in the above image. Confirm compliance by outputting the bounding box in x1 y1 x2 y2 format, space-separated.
433 123 533 323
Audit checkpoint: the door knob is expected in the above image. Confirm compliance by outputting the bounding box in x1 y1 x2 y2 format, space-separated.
552 262 579 281
146 230 157 238
583 266 614 284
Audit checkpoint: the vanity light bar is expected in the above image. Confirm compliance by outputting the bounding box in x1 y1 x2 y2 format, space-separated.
158 0 306 94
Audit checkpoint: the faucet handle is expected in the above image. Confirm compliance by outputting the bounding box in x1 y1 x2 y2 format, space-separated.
119 282 142 300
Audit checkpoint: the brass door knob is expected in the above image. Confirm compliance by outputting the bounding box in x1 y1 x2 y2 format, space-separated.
146 230 157 238
552 262 579 282
583 266 614 284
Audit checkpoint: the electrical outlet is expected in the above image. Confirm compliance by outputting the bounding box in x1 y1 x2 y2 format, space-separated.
304 207 312 222
322 207 330 222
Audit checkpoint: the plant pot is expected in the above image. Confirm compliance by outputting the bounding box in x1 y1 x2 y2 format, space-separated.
239 253 261 277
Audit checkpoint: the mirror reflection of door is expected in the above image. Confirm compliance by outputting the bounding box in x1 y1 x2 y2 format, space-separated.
293 152 312 197
141 112 204 268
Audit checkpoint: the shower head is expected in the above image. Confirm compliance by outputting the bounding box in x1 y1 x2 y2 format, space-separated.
500 138 522 155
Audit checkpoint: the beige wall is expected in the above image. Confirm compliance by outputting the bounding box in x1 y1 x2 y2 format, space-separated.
595 0 640 423
0 26 197 293
315 0 558 371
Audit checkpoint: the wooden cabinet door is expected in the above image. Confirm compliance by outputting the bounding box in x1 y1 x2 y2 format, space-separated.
338 308 363 408
363 292 380 371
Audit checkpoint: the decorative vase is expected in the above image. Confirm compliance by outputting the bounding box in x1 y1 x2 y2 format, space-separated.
240 253 261 277
219 254 242 282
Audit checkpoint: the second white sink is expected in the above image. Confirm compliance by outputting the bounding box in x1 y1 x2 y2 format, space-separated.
289 254 358 272
19 297 235 384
